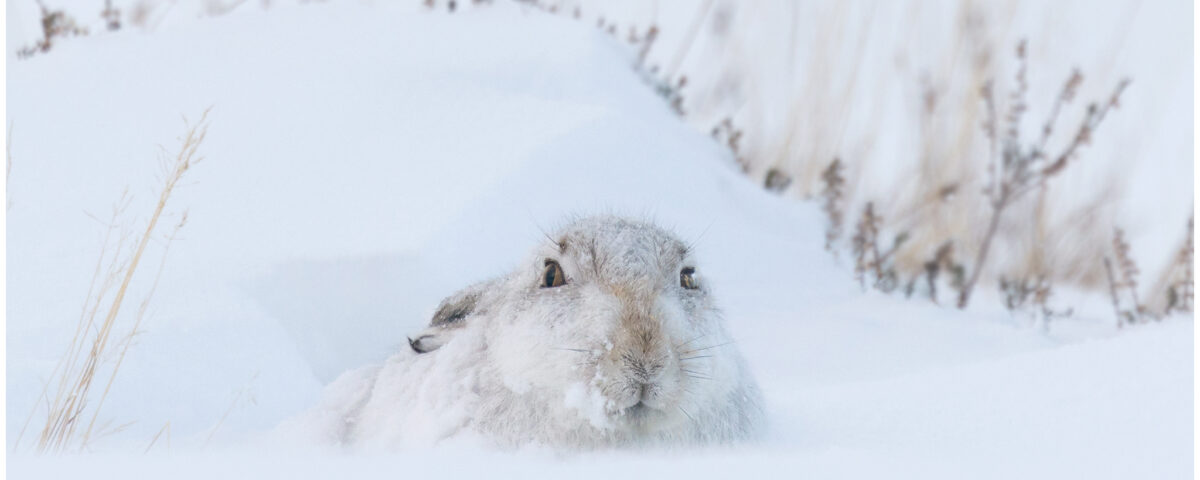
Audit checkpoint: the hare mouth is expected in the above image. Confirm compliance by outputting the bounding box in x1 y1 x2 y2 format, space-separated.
615 400 662 425
612 391 674 427
624 401 651 417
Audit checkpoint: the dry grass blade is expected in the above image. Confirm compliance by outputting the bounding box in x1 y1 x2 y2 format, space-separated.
30 108 210 454
7 122 13 210
144 421 172 454
664 0 714 81
1103 257 1125 327
204 373 258 448
14 197 128 451
852 202 880 289
81 211 189 448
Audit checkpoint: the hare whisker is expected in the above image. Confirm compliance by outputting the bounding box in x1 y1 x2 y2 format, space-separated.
674 334 708 350
681 341 734 355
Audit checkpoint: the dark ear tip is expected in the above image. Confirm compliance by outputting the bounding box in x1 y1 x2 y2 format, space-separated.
408 336 424 354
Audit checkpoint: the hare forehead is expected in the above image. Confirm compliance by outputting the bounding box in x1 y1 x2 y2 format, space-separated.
554 221 690 275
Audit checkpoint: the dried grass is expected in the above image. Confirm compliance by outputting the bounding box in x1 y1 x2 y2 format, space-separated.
1103 227 1154 326
144 421 172 454
1147 215 1194 315
956 40 1129 308
767 2 877 196
7 122 13 211
570 2 1163 319
17 0 88 58
852 202 906 292
819 158 845 251
14 109 210 453
101 0 122 30
888 5 996 285
665 0 715 79
1164 216 1194 313
203 373 258 448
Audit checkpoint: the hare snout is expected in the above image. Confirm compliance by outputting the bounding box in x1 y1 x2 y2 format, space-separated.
589 293 695 427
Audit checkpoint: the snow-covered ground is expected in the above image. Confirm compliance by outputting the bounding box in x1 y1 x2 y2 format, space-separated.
6 2 1193 478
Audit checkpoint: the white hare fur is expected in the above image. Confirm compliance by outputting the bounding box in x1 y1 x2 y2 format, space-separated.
295 215 764 449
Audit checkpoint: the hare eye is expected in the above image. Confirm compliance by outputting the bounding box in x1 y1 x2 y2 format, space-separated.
542 260 566 288
680 267 698 290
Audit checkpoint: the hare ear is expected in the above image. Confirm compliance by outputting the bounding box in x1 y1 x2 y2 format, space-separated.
409 281 490 354
408 329 449 354
430 289 483 327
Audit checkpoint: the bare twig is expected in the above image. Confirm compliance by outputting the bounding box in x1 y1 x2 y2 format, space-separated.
637 25 659 69
820 158 846 251
957 40 1129 308
664 0 714 81
1104 227 1154 326
1165 215 1194 313
1104 258 1125 327
852 202 906 292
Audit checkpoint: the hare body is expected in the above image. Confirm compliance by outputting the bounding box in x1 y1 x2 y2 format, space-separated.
298 215 763 449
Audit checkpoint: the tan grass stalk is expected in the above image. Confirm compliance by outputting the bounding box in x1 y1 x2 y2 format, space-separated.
80 211 189 448
204 373 258 448
663 0 714 83
7 122 13 210
29 108 209 453
144 421 171 454
13 196 129 451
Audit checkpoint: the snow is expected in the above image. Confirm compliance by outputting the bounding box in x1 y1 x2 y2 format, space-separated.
5 1 1193 478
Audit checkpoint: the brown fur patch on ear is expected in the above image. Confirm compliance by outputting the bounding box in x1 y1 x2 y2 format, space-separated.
432 290 481 327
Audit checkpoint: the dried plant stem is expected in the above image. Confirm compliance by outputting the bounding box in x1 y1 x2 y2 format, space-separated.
204 396 241 448
1167 216 1194 313
958 200 1004 308
81 211 188 448
12 200 126 452
203 373 257 448
144 421 171 454
956 41 1128 309
7 122 12 210
820 158 845 250
663 0 713 81
1103 258 1124 327
31 108 209 453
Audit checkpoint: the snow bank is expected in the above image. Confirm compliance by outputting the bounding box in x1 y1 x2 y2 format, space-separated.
6 1 1192 478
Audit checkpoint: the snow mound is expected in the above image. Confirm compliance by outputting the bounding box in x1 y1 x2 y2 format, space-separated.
6 2 1191 478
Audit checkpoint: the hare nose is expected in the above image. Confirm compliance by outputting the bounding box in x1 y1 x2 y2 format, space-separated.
634 382 651 400
626 357 664 383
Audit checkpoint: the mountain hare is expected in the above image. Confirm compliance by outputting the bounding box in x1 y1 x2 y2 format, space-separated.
295 215 763 449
